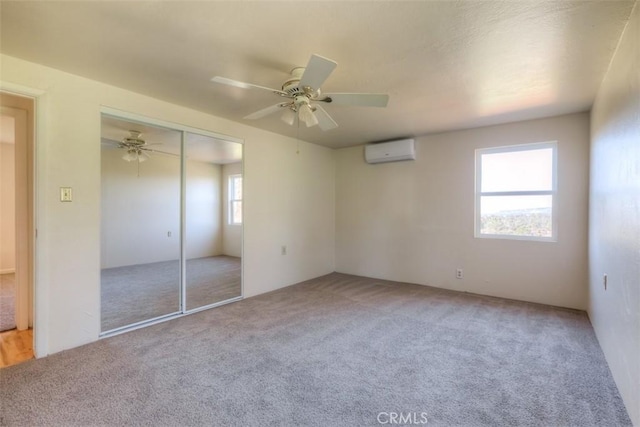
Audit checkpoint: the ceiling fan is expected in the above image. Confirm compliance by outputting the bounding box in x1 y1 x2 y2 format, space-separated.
103 130 176 163
211 54 389 131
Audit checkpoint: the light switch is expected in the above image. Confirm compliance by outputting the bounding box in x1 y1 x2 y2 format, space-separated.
60 187 73 202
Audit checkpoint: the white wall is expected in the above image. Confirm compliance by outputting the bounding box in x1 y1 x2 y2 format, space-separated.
186 159 223 260
0 142 15 273
0 54 335 355
245 140 335 296
336 113 590 310
102 144 227 268
589 3 639 425
100 146 181 268
222 162 242 257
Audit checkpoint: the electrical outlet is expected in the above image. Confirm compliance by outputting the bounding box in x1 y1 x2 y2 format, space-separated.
281 245 287 256
456 268 463 279
603 274 607 290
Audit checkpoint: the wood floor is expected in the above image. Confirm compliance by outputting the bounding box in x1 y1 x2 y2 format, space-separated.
0 328 33 368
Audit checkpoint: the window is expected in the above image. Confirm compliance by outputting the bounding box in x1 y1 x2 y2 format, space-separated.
475 142 557 241
229 174 243 225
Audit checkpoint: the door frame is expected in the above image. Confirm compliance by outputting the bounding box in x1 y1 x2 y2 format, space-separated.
1 105 28 330
0 82 42 356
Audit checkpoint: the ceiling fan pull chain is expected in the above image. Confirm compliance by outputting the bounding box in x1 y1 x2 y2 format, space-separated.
296 113 300 155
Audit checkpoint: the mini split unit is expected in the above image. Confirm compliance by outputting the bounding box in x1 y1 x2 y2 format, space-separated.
365 138 416 164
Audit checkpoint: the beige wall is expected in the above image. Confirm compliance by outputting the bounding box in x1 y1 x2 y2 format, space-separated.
0 54 336 355
0 142 15 273
101 146 181 268
246 139 335 294
589 3 640 425
222 162 242 257
336 113 590 310
185 160 223 260
101 148 223 268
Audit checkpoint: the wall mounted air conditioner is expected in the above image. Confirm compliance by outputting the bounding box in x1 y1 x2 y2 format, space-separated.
365 139 416 164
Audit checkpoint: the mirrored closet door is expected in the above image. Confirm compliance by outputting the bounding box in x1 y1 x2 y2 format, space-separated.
184 132 242 311
100 114 243 334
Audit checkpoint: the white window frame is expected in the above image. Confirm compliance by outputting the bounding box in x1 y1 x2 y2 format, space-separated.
229 174 242 225
475 141 558 242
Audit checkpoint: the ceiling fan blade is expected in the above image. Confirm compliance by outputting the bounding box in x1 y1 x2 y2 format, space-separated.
211 76 286 95
142 148 180 157
299 54 337 89
322 93 389 107
313 105 338 131
101 138 120 145
243 103 288 120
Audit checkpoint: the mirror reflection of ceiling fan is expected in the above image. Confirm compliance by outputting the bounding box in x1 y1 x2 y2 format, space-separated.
211 54 389 131
103 130 178 163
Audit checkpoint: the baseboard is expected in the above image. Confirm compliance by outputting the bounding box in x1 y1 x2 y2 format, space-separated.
0 268 15 275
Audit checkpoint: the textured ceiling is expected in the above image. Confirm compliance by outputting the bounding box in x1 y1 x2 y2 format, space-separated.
0 1 635 148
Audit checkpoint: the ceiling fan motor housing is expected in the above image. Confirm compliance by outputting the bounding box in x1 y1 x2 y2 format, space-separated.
122 130 146 146
281 67 304 93
281 67 321 100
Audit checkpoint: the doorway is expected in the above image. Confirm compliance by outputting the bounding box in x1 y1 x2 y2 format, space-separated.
100 112 243 335
0 92 35 367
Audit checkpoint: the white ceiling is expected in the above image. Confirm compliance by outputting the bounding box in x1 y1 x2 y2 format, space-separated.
0 1 635 149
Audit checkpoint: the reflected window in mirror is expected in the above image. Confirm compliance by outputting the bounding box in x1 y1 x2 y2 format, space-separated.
229 174 243 225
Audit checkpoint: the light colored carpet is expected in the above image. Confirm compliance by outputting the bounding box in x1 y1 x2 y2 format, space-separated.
0 273 16 332
101 259 180 331
185 256 241 309
1 273 631 426
101 256 241 332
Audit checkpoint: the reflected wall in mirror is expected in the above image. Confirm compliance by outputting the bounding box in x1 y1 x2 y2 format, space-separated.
100 115 243 333
185 132 242 310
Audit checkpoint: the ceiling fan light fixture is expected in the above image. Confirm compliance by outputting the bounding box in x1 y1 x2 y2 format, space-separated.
281 108 296 126
305 111 319 128
298 103 318 127
138 151 150 162
122 150 138 162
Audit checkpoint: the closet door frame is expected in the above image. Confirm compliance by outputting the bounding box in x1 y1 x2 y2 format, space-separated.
99 107 244 337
